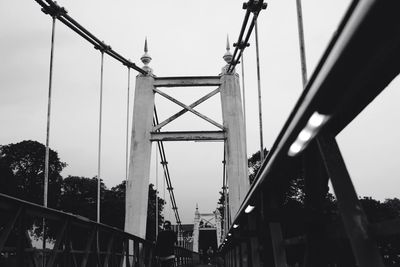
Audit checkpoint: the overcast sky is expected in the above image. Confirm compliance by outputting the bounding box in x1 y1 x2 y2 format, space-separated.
1 0 399 224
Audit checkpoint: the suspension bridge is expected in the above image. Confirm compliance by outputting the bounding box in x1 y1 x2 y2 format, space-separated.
1 0 400 266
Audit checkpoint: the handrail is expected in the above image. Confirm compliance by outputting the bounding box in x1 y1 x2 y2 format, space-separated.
220 1 400 264
0 193 198 266
224 0 400 238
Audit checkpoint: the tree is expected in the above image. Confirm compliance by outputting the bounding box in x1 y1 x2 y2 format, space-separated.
216 190 225 232
146 183 166 241
217 191 225 220
59 177 165 240
248 149 267 184
59 175 106 222
0 140 66 241
0 140 66 207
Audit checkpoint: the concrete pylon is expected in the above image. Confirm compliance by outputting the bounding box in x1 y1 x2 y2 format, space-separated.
124 39 155 238
192 204 200 252
215 209 222 246
220 37 249 223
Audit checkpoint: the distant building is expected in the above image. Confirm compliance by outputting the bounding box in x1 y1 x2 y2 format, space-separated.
172 205 222 252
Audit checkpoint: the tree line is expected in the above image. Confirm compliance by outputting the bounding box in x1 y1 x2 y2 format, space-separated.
0 140 165 242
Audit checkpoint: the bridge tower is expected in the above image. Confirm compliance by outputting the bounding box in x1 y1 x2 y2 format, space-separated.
220 40 249 221
125 39 248 238
192 205 223 253
124 40 155 238
192 204 201 252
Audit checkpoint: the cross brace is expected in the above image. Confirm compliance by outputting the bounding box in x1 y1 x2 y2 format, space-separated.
153 87 224 130
153 87 220 131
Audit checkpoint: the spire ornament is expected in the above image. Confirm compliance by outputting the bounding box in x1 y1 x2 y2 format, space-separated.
140 38 152 73
223 35 233 64
222 35 234 74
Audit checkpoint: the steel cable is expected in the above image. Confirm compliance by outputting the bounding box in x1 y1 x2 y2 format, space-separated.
35 0 146 74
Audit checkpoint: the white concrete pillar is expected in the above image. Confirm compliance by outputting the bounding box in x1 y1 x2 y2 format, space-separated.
220 39 249 222
215 209 222 246
124 73 154 238
125 40 155 238
220 71 248 221
192 205 200 252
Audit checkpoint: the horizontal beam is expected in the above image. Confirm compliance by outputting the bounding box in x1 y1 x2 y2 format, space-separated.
199 213 215 216
150 131 225 141
154 76 221 87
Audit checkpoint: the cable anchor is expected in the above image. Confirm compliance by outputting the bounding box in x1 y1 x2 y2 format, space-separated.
41 1 67 17
94 41 111 53
243 0 268 13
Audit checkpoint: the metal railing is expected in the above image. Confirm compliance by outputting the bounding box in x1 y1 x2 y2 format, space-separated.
0 193 199 267
219 0 400 266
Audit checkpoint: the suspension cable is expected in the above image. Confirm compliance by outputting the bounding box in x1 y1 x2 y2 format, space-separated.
43 14 56 267
227 0 267 73
222 144 228 237
97 51 105 224
241 52 247 137
296 0 308 86
36 0 146 75
153 107 183 232
44 16 56 210
155 142 159 238
255 21 265 161
125 67 131 182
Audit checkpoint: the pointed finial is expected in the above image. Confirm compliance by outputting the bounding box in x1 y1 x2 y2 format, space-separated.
223 34 233 64
196 203 198 210
140 37 152 73
144 37 148 53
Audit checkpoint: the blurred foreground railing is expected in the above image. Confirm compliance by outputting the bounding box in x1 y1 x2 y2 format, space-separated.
219 0 400 266
0 193 198 267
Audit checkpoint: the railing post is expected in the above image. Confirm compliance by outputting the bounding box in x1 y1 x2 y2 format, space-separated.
139 242 144 267
125 239 131 267
264 192 287 267
16 208 24 267
241 241 249 267
146 243 154 267
227 249 230 267
119 238 126 267
247 212 261 267
81 223 96 267
0 207 22 252
47 219 68 267
317 135 385 267
269 222 287 267
229 248 233 267
104 233 115 267
235 244 241 267
302 141 330 266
